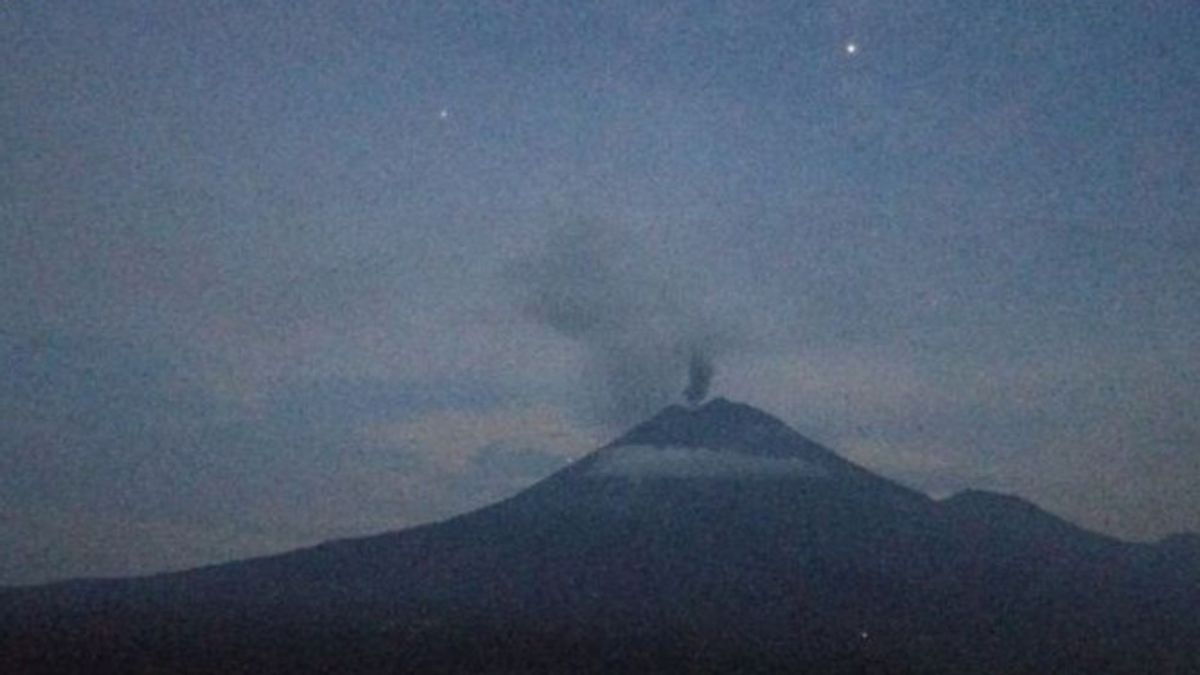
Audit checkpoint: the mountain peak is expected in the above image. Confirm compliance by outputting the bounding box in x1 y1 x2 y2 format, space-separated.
606 398 838 464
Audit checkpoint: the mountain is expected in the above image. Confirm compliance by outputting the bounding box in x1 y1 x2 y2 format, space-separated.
2 398 1197 673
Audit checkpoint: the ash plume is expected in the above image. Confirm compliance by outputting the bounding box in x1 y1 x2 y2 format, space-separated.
683 351 714 406
508 219 731 427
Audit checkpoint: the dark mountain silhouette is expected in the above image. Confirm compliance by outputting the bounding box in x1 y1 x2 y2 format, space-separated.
2 398 1197 673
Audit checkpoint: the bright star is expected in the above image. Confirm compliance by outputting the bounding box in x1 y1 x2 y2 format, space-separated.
845 42 858 55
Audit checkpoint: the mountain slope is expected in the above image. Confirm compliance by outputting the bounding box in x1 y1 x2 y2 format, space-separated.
2 399 1197 673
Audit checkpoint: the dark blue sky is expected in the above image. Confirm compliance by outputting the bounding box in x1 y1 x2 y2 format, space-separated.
3 1 1197 584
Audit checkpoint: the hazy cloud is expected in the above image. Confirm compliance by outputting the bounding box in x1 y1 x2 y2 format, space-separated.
589 445 826 479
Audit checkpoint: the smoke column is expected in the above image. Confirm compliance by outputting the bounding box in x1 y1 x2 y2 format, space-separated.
509 218 730 427
683 351 714 406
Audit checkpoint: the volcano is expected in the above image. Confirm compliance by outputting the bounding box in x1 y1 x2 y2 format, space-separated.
3 398 1198 673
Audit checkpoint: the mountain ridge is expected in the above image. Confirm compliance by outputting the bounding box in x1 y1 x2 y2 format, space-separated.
3 398 1198 673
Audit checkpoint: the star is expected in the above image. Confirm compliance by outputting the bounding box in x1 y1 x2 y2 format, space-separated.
439 108 449 120
845 42 858 55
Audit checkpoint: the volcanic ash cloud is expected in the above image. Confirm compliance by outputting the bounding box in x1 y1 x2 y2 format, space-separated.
508 219 731 427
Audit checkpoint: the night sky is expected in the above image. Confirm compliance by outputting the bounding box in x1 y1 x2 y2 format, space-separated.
3 2 1197 585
